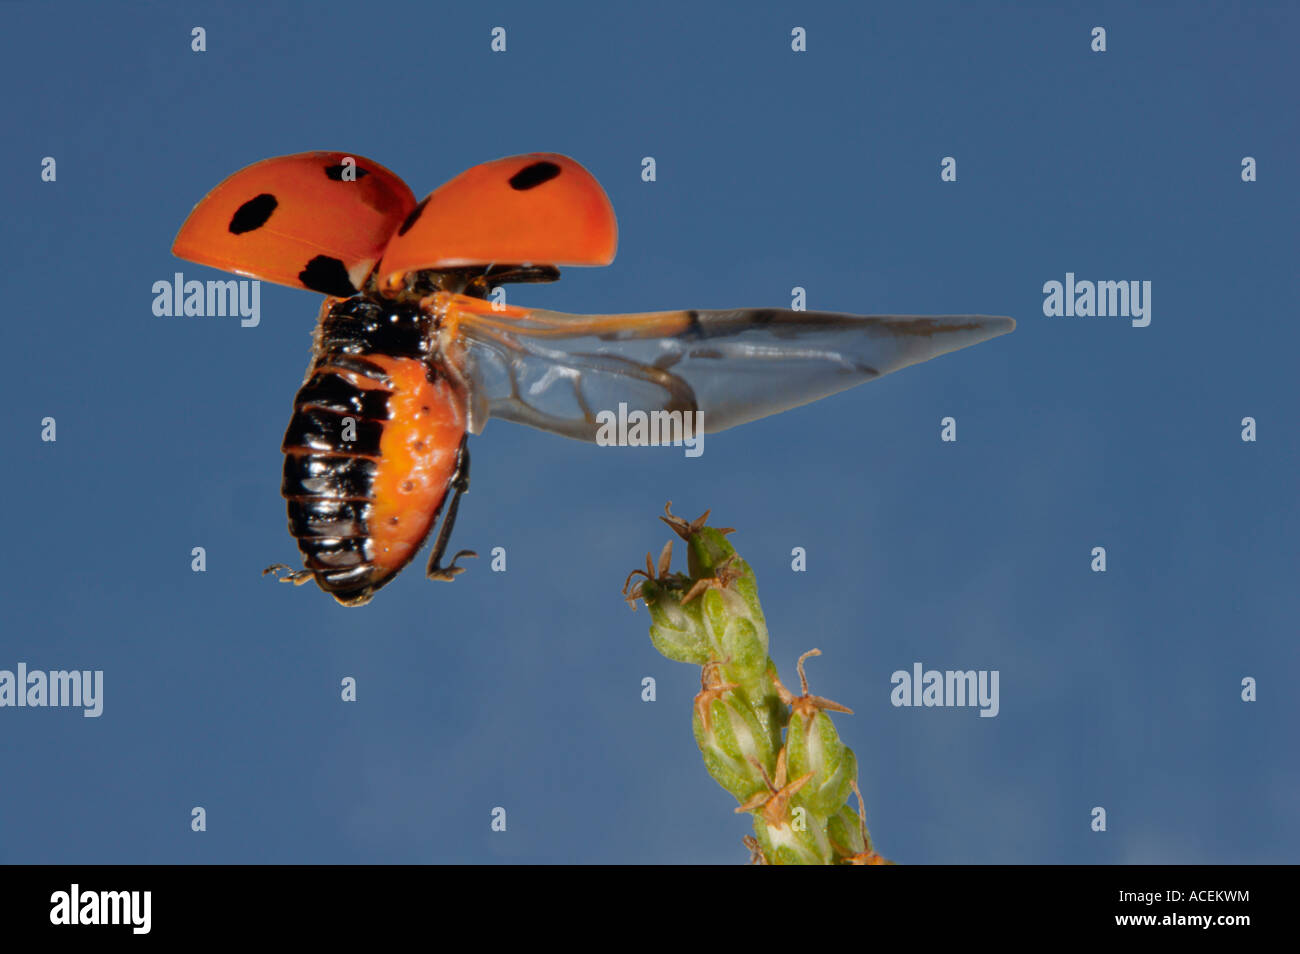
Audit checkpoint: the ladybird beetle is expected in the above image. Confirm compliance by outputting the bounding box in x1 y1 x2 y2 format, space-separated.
172 151 1013 606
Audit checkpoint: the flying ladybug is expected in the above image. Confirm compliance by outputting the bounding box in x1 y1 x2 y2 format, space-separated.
172 151 1014 606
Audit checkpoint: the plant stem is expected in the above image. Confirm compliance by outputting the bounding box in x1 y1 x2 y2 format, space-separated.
623 503 892 865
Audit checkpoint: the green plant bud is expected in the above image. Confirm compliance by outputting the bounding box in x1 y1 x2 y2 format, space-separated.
747 660 788 737
756 815 828 866
691 544 767 641
693 688 776 803
685 526 736 577
827 804 868 860
639 579 712 665
717 615 770 690
723 560 765 630
786 709 858 818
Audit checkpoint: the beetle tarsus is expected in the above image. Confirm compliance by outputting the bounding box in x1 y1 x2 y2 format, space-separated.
263 563 315 586
425 437 476 582
428 549 478 581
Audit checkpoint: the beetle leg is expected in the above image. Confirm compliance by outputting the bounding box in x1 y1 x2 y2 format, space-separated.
462 264 561 297
263 563 315 586
426 436 478 581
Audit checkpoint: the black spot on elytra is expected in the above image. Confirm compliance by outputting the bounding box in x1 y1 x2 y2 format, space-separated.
324 163 370 181
397 197 429 236
229 194 277 234
509 161 561 190
299 256 357 297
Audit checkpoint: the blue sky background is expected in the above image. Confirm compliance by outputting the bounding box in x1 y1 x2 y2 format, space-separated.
2 0 1296 864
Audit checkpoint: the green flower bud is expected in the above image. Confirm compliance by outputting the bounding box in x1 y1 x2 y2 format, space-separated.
639 578 712 665
685 526 735 577
705 595 769 690
786 708 858 818
756 819 826 866
749 777 832 864
827 804 867 860
693 684 776 803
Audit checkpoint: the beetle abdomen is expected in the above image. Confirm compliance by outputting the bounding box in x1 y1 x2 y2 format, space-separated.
280 297 466 606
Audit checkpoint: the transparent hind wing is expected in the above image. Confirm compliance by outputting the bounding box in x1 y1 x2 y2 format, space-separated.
443 295 1015 442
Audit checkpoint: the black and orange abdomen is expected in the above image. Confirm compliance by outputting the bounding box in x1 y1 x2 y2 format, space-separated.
280 297 465 606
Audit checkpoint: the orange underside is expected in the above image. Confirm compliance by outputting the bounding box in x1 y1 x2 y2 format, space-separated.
320 355 466 573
